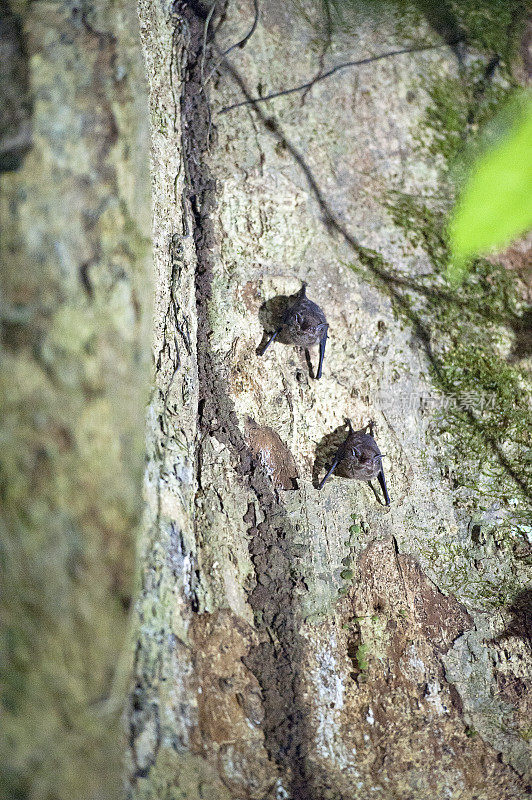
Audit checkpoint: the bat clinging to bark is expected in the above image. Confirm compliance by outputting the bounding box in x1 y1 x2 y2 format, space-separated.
258 284 328 379
318 420 390 506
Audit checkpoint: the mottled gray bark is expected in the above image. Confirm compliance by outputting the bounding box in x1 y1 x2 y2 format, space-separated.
1 1 529 799
128 2 531 799
0 1 151 797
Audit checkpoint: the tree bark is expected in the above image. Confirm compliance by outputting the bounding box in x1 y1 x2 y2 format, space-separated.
0 1 151 797
128 2 531 799
1 1 530 799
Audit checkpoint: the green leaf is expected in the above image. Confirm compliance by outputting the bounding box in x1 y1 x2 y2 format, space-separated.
355 643 369 672
340 569 354 580
447 94 532 283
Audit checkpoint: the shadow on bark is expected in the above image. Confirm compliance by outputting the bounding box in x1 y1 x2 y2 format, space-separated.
178 4 325 797
0 0 33 172
493 589 532 649
312 421 349 489
256 289 301 351
177 4 531 795
217 49 532 507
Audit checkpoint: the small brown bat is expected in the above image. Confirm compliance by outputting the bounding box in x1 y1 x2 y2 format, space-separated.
318 420 390 506
258 284 328 379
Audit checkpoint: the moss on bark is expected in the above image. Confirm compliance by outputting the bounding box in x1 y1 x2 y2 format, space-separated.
0 1 151 798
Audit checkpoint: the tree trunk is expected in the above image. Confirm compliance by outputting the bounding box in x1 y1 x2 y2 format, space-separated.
128 2 531 800
0 1 151 797
1 1 530 799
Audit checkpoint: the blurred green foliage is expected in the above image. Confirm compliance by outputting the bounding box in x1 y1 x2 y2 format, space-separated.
315 1 531 285
448 93 532 282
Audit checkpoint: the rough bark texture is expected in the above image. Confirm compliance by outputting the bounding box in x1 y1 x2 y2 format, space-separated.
129 2 531 799
0 1 151 798
1 0 530 798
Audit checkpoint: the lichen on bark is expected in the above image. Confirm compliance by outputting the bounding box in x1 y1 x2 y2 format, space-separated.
3 0 529 797
129 0 530 798
0 1 152 798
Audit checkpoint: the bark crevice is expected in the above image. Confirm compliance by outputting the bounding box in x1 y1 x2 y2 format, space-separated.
177 4 320 796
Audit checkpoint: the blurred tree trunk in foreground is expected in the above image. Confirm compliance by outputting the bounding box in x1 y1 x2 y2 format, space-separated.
1 1 531 799
0 1 151 798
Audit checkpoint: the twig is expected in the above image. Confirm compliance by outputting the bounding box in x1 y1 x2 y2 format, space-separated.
200 1 217 85
219 41 447 114
203 0 260 88
200 2 217 145
301 0 332 104
216 49 532 500
216 45 358 232
222 0 260 57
